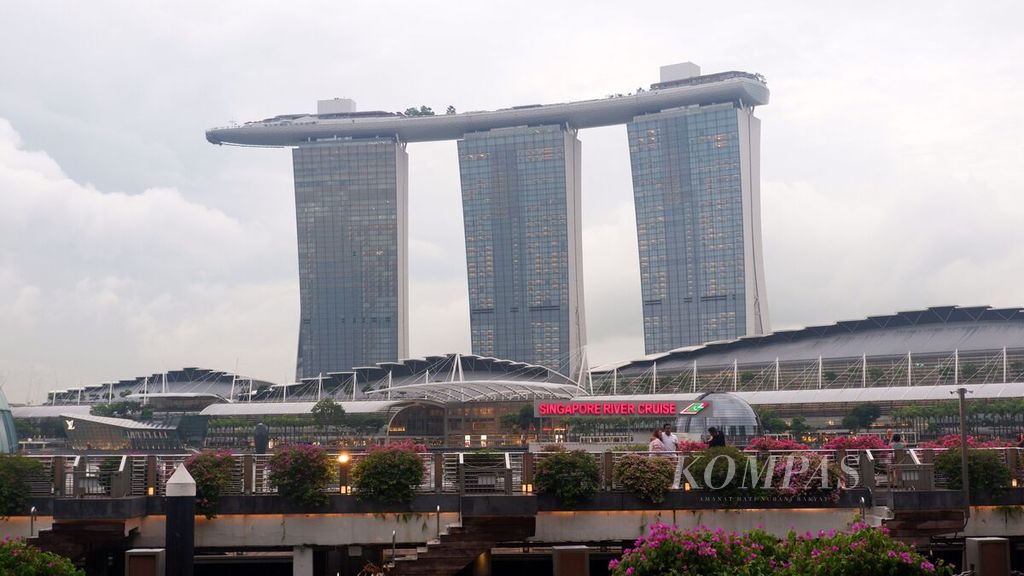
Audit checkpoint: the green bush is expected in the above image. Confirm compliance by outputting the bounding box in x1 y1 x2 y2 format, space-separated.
184 451 235 518
461 449 504 467
268 444 333 508
934 448 1011 497
0 455 44 518
351 443 426 504
0 538 84 576
613 453 674 503
688 446 750 497
534 450 600 506
610 444 649 452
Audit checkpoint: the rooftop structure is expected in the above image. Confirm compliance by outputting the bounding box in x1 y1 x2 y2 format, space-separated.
44 367 272 406
591 305 1024 394
206 71 768 146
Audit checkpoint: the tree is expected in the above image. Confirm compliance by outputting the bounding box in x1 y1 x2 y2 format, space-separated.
755 408 786 433
402 105 436 117
789 416 810 439
0 455 44 518
445 105 456 115
842 403 881 433
311 398 346 428
90 401 142 419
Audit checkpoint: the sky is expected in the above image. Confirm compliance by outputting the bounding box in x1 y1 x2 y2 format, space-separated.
1 1 1023 404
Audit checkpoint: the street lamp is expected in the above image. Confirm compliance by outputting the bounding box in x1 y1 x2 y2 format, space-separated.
337 453 351 495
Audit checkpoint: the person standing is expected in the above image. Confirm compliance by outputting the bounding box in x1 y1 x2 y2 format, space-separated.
661 423 679 453
890 434 906 450
707 427 726 447
648 429 667 453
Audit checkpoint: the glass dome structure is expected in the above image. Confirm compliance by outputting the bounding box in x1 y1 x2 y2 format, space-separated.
676 392 759 443
0 387 16 453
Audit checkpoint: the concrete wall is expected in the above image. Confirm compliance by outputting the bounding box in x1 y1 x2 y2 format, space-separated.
11 504 1024 550
535 509 862 542
0 515 54 539
127 509 866 549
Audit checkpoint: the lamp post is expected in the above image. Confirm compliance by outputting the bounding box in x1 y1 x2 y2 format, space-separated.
953 387 972 521
337 453 351 495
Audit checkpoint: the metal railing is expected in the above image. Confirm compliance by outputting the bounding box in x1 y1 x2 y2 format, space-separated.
20 447 1023 498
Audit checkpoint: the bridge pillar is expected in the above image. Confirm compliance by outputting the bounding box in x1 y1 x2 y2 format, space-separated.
165 464 196 576
293 546 314 576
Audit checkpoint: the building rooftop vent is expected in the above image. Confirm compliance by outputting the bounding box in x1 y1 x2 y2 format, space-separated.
660 62 702 83
317 98 356 115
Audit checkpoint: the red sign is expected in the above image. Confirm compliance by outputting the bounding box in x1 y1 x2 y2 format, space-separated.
534 401 678 417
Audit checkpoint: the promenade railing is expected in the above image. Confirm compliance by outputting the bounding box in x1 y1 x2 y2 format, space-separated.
21 447 1023 498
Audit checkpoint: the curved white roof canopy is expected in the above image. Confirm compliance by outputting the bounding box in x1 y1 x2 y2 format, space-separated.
361 380 580 403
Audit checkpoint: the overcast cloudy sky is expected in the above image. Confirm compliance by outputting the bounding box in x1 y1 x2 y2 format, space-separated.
1 1 1022 403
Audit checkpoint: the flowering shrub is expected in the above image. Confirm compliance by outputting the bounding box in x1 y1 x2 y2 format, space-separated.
746 437 811 451
183 451 235 519
782 522 953 575
352 441 426 504
933 448 1011 497
609 523 783 576
0 538 84 576
609 523 953 576
0 455 44 518
268 444 334 508
919 434 1012 449
769 451 842 501
823 435 889 450
676 439 709 453
372 439 427 454
534 450 600 506
613 453 674 503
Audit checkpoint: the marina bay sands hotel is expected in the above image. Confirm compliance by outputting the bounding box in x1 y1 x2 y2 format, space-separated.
206 63 771 380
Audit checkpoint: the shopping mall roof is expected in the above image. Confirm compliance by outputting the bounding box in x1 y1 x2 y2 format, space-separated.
594 306 1024 375
13 405 92 419
361 380 580 403
60 412 176 430
587 381 1024 407
199 400 416 417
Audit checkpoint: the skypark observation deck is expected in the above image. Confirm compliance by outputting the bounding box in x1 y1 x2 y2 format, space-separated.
205 71 768 146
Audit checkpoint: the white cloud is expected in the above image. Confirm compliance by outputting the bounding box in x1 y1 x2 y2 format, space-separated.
0 119 298 401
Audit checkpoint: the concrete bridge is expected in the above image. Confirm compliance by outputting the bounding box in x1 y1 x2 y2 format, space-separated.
7 448 1024 574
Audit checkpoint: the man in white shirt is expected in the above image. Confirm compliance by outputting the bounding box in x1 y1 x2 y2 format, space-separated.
661 423 679 452
662 422 682 489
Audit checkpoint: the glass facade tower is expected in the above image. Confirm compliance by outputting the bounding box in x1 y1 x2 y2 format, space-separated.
458 125 586 378
292 138 409 379
628 102 769 354
0 387 15 453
